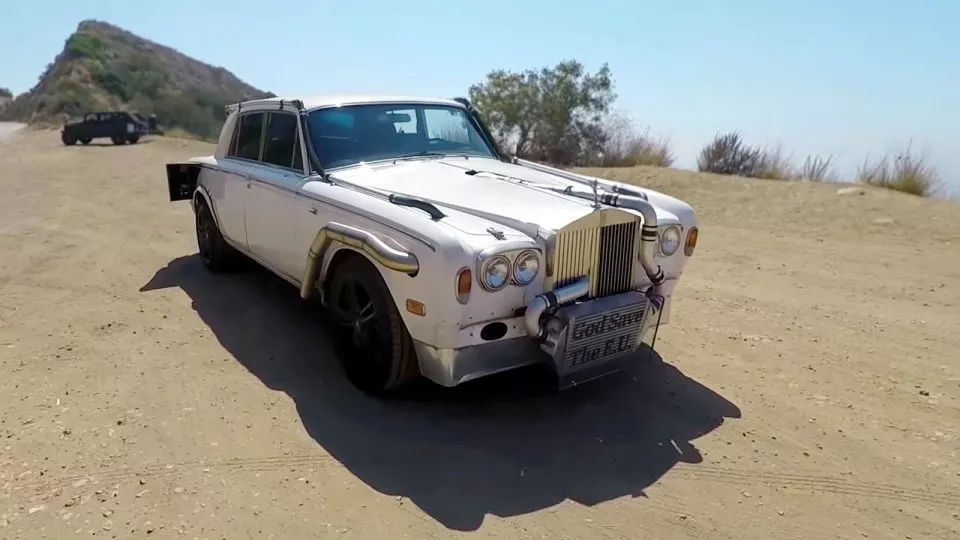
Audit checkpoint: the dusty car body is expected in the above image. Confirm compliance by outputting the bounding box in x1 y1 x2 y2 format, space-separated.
164 94 699 394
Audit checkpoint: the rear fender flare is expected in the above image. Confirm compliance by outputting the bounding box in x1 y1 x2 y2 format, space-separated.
192 184 223 232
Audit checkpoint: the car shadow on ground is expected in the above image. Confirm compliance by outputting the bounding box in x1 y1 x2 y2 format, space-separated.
70 139 154 147
141 255 741 531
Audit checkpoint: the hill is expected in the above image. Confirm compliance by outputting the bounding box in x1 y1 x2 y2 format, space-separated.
0 20 273 140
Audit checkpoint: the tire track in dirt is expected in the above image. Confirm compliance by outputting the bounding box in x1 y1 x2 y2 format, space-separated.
670 464 957 507
6 453 957 510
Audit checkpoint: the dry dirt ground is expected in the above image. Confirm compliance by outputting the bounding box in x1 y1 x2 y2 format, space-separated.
1 129 958 539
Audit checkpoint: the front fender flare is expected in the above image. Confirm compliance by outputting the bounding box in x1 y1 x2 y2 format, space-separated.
299 222 420 300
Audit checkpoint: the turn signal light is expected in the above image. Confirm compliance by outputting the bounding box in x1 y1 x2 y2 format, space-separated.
684 227 699 256
456 267 472 304
406 299 426 317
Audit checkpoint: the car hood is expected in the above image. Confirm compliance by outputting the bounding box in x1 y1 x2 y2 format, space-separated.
329 156 681 238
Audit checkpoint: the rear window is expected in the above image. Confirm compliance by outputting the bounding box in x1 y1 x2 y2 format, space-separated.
231 112 264 161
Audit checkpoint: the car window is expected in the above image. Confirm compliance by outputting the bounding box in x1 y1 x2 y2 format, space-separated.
387 108 418 135
233 112 264 161
424 108 470 144
261 113 300 170
306 103 496 169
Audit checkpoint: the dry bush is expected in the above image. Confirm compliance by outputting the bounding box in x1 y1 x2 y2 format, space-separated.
856 142 942 197
752 144 797 180
620 131 675 167
696 131 761 176
698 132 838 182
798 154 836 182
598 113 674 168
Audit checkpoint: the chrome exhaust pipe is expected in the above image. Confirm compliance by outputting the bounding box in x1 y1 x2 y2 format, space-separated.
524 277 590 339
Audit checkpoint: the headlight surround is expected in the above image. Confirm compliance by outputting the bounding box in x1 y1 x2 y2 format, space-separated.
659 225 682 256
512 250 540 285
480 255 511 291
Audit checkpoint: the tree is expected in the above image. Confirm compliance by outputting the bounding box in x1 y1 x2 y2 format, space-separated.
468 60 616 165
0 87 12 99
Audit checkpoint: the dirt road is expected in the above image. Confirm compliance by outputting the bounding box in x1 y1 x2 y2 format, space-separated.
0 122 25 142
1 130 958 539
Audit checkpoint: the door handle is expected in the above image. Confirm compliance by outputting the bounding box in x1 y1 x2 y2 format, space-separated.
308 207 318 215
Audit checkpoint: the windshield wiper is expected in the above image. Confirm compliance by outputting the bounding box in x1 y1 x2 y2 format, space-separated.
393 151 447 160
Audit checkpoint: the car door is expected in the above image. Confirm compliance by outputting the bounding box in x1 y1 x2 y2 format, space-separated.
243 111 307 281
85 113 105 138
212 111 267 251
101 113 118 139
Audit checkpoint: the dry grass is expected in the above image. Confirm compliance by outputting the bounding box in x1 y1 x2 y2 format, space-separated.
598 114 674 168
616 130 675 168
856 142 942 197
751 144 796 180
797 154 836 182
693 131 954 197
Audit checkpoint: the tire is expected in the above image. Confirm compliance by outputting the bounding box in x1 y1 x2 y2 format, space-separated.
194 199 238 273
61 132 76 145
127 135 140 144
79 137 91 145
326 256 421 394
111 137 125 145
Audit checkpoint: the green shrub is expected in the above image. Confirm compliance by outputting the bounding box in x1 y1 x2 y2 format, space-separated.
38 81 97 117
91 52 168 101
91 68 130 101
65 33 109 63
150 90 226 141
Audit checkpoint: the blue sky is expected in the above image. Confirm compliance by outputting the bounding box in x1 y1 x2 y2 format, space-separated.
2 0 957 194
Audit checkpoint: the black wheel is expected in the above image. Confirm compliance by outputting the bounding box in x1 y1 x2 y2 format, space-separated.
111 136 125 145
61 132 76 145
326 256 421 394
79 137 91 145
195 199 238 273
127 135 140 144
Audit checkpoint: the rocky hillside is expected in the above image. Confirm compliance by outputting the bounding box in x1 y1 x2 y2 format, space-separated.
0 20 273 140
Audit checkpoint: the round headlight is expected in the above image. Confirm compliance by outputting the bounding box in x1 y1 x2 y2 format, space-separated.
659 225 682 256
481 255 511 290
513 250 540 285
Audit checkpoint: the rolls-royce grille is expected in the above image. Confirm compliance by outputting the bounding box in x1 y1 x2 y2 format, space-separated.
553 220 639 298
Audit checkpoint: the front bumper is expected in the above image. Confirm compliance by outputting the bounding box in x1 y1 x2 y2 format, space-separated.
414 287 665 387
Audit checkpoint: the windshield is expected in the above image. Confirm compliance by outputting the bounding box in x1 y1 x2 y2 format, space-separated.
305 103 498 170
